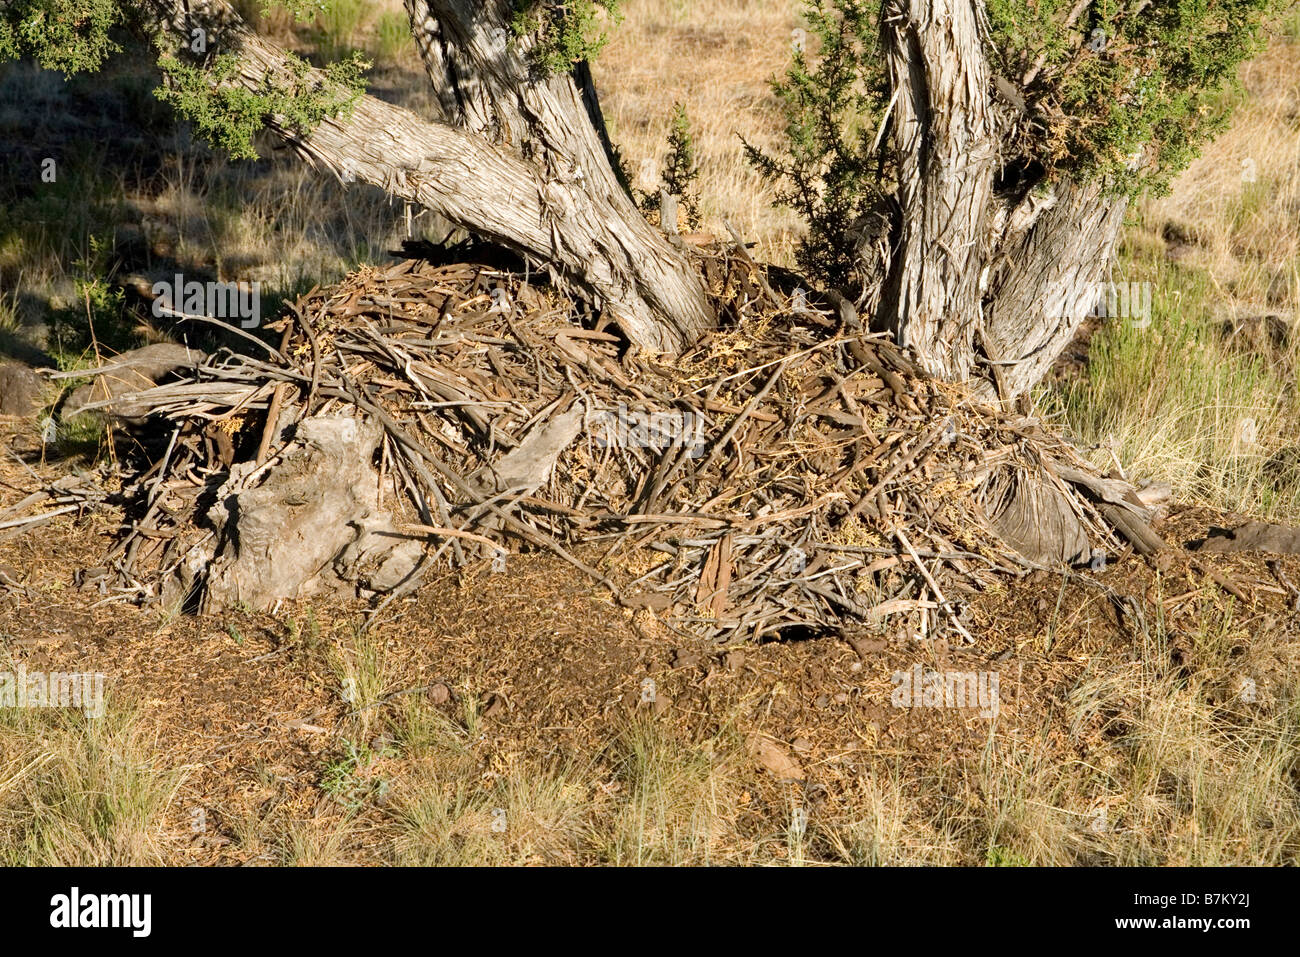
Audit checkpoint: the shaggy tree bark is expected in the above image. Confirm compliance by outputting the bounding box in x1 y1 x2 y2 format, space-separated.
401 0 622 180
138 0 1131 400
880 0 997 386
979 179 1129 398
395 1 714 350
139 0 712 355
876 0 1129 400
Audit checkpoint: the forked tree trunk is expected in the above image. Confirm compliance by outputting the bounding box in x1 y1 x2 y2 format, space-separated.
402 0 620 179
876 0 1130 401
140 0 1130 402
140 0 713 355
866 0 1138 556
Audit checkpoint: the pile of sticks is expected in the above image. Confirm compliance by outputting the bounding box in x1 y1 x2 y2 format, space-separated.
93 250 1133 642
0 452 108 542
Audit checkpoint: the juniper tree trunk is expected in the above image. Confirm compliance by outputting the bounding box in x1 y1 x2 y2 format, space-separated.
140 0 713 355
877 0 1129 401
140 0 1131 401
396 1 714 354
881 0 997 386
868 0 1138 558
979 179 1129 398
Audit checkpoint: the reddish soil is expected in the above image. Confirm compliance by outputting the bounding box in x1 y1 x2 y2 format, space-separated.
2 417 1297 863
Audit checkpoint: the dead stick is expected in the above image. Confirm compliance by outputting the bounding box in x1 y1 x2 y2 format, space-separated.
256 383 289 465
1189 558 1252 604
895 528 975 644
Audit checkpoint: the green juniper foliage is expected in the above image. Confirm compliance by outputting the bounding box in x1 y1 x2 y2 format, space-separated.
663 103 701 229
0 0 122 73
749 0 1285 290
511 0 623 75
50 235 137 359
153 49 369 161
1 0 369 162
985 0 1284 194
744 1 890 290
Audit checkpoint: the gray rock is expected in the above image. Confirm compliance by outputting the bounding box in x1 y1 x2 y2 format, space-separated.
1194 521 1300 555
0 362 44 417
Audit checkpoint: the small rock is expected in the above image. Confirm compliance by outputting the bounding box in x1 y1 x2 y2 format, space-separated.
847 635 887 658
1135 481 1172 508
623 591 672 612
426 681 451 705
1195 521 1300 555
0 362 44 417
747 734 804 781
671 648 702 670
792 737 813 755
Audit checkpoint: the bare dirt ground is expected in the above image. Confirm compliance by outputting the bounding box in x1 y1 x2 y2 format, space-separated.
3 414 1297 866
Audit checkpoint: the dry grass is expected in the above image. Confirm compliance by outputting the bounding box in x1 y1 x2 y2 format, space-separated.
4 582 1293 866
966 599 1300 866
594 0 804 265
0 701 186 866
1040 17 1300 520
1142 33 1300 311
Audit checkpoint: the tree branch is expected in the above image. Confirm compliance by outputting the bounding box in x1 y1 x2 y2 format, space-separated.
138 0 712 354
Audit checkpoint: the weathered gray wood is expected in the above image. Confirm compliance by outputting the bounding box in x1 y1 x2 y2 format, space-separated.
881 0 996 384
872 0 1130 401
980 179 1129 399
49 343 205 383
468 406 584 496
142 0 713 355
985 471 1091 565
202 416 424 610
